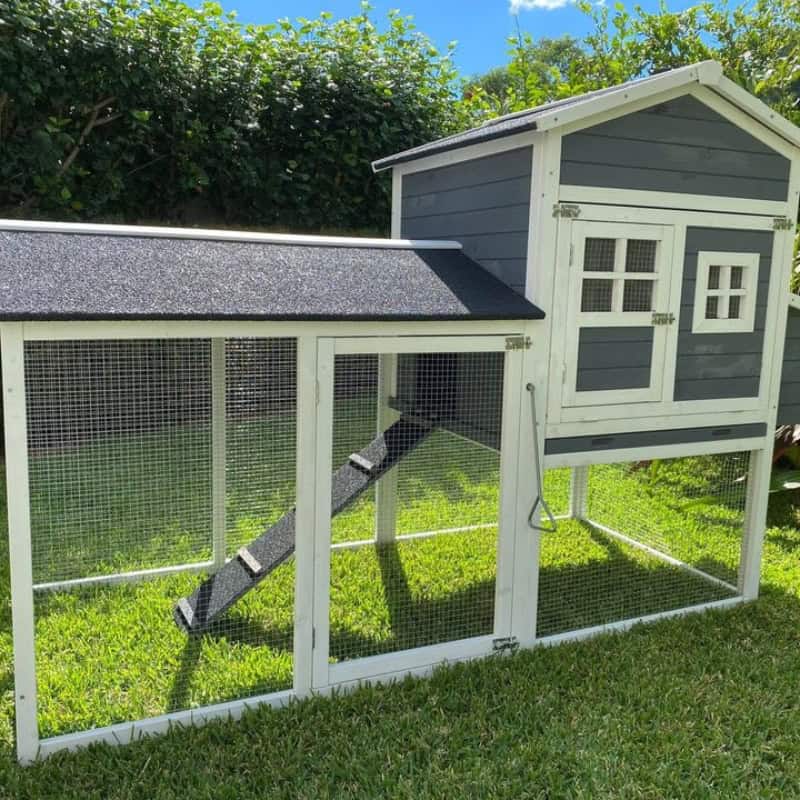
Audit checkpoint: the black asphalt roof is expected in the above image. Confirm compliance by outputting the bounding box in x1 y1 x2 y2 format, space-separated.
372 70 674 171
0 229 545 321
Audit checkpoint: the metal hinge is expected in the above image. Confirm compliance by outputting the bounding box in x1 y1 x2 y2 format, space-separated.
652 312 675 326
505 335 531 351
552 203 581 219
492 636 519 654
774 217 795 231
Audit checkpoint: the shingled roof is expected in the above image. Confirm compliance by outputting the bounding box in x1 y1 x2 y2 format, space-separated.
0 223 544 322
372 60 800 170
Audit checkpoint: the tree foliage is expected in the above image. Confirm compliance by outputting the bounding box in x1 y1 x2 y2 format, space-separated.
0 0 473 231
473 0 799 128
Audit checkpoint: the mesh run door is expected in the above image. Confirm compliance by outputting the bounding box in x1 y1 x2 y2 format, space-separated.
313 336 523 688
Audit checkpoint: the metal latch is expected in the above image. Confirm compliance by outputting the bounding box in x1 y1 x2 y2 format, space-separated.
774 217 795 231
505 335 531 351
552 203 581 219
651 312 675 326
492 636 519 654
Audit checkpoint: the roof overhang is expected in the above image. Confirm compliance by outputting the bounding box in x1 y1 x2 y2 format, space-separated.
373 60 800 172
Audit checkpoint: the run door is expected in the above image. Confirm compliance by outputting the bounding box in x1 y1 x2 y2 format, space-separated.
311 335 523 689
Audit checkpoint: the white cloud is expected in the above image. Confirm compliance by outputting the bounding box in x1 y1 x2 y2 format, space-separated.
510 0 572 10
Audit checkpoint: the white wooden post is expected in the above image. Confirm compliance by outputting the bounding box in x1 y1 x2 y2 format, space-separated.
2 323 39 763
374 353 399 544
293 335 319 697
493 347 524 638
739 446 771 600
311 338 335 690
211 338 227 570
569 466 589 520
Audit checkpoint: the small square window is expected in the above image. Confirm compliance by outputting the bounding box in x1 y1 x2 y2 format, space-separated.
584 238 616 272
581 279 613 312
623 280 653 312
625 240 657 273
692 251 759 334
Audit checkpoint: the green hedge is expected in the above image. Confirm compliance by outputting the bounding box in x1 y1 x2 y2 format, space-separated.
0 0 474 232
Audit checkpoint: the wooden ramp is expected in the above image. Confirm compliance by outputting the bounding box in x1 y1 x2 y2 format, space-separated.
174 417 435 634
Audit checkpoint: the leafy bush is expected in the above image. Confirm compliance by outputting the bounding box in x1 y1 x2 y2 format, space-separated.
0 0 474 232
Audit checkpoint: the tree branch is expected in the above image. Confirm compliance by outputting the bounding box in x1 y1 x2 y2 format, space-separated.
56 97 118 178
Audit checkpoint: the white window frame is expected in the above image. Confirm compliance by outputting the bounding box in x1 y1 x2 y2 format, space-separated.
563 220 676 408
692 251 760 334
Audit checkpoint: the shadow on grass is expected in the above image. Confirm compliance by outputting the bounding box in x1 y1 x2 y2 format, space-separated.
537 526 736 638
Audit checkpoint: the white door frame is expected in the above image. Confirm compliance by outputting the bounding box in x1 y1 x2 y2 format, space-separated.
548 205 779 427
311 334 524 689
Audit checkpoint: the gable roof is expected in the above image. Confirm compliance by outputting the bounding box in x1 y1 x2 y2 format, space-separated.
373 61 800 171
0 221 544 322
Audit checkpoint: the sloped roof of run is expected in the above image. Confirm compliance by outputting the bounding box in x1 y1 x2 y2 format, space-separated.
0 222 544 322
373 60 800 170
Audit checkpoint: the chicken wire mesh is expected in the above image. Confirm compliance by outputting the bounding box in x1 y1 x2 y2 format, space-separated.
537 452 749 638
328 351 504 664
26 338 297 739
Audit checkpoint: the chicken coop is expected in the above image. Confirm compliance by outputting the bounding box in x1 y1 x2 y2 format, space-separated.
2 61 800 763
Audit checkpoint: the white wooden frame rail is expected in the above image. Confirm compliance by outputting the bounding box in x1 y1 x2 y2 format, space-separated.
311 333 526 691
3 320 536 763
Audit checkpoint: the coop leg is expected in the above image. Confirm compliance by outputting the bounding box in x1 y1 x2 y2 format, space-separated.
568 465 589 520
739 446 770 600
211 338 227 571
375 353 399 544
1 323 39 764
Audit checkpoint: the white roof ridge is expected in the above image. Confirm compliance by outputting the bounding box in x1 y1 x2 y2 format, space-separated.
0 219 462 251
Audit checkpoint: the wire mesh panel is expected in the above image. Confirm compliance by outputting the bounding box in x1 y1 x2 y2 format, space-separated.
537 452 749 638
328 351 504 664
26 338 297 740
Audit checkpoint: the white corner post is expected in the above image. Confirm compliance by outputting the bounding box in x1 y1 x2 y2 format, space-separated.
211 338 227 571
293 335 319 697
739 444 771 601
2 323 39 763
493 345 524 640
374 354 399 544
568 466 589 520
311 338 335 691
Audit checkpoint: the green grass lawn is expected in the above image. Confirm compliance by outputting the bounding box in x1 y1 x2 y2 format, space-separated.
0 418 799 798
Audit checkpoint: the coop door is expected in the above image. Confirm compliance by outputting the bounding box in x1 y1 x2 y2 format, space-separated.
562 220 676 408
311 336 522 689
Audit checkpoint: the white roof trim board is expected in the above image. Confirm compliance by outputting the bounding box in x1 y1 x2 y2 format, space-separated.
373 60 800 171
0 219 462 251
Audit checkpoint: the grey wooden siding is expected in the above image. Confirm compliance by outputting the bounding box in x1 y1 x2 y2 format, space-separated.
561 95 790 201
576 327 654 391
777 307 800 424
545 422 767 455
401 147 533 295
673 227 773 401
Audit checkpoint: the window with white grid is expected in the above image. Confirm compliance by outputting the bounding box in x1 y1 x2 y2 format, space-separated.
580 237 659 315
692 251 760 334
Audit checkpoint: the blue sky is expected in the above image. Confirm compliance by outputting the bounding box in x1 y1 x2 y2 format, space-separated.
201 0 699 77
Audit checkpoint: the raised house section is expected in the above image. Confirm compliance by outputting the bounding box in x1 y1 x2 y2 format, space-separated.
561 95 791 201
400 147 533 295
778 306 800 425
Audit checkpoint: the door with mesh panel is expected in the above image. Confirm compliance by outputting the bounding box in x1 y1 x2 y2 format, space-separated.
563 219 677 408
311 336 523 688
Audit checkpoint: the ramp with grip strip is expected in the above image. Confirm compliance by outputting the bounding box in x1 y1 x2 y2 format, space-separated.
174 416 436 634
